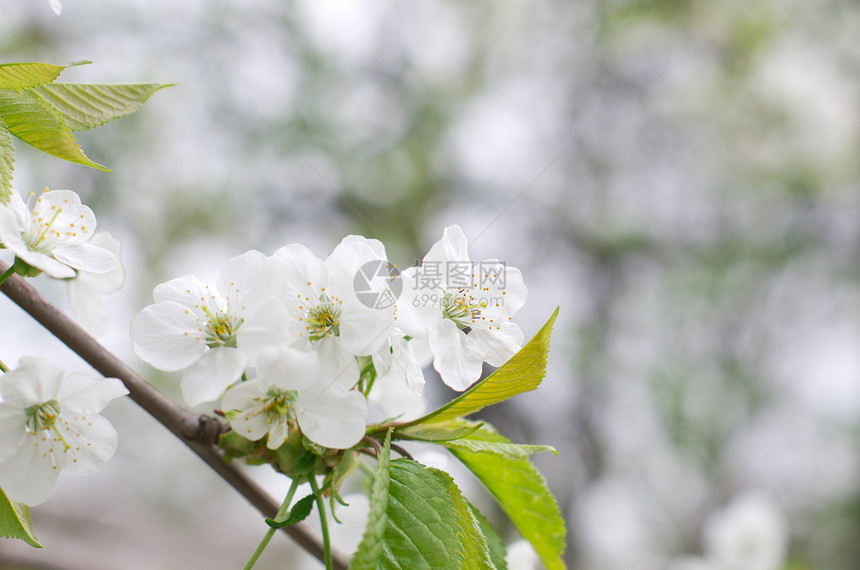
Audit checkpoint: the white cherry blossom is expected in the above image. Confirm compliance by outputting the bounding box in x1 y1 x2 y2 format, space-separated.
369 330 426 420
68 231 125 336
0 357 127 506
399 225 528 391
222 348 368 450
272 236 395 387
0 190 115 279
703 492 787 570
131 250 289 407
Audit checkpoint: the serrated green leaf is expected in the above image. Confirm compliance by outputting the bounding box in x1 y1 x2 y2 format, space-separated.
430 468 494 570
470 506 507 570
402 307 558 427
0 89 109 171
0 486 42 548
265 494 316 529
378 459 461 569
0 62 67 89
0 117 14 204
32 83 173 131
448 425 566 570
445 436 557 460
396 421 484 443
351 428 393 570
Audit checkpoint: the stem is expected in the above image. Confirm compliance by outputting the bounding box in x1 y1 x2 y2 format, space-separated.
243 476 302 570
309 475 333 570
0 358 8 373
0 265 15 287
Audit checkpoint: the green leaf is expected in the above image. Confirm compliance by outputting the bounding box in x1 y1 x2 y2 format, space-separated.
265 494 316 529
350 428 393 570
431 468 494 570
294 450 318 476
447 425 566 570
0 62 69 89
32 83 173 131
396 421 484 443
0 89 109 171
402 307 558 427
443 427 557 460
0 486 42 548
377 459 462 569
470 506 507 570
0 117 14 204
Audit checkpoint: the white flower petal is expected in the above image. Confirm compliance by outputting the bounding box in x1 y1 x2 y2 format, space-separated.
470 322 524 367
0 404 28 462
315 340 361 388
218 249 282 312
131 301 207 371
421 225 470 266
52 243 115 274
222 381 275 442
337 303 394 356
371 338 394 377
14 248 76 278
152 275 210 307
180 347 248 407
231 407 271 442
428 319 484 391
80 232 125 292
272 243 328 297
1 357 64 405
237 298 291 362
0 433 61 505
371 364 426 421
222 379 268 411
68 279 109 337
0 207 28 254
497 266 528 314
256 348 320 392
58 414 119 475
68 232 126 335
58 375 127 414
324 235 386 288
266 419 289 450
297 382 367 449
31 190 96 246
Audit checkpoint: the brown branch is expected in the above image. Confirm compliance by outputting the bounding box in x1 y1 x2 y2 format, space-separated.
0 262 348 570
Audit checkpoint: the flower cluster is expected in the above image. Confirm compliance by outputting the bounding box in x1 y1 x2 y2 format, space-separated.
0 357 127 506
0 188 125 335
132 225 528 450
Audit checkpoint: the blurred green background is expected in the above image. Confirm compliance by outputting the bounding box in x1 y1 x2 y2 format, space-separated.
2 0 860 568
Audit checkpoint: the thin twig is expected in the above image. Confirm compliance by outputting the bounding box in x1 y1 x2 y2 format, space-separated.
389 443 414 461
0 262 348 570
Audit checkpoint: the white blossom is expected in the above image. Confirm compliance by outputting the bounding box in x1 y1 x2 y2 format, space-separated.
68 231 125 336
399 225 528 391
0 190 115 279
703 492 787 570
0 357 127 506
222 348 368 450
131 250 289 407
369 330 426 420
272 235 395 387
